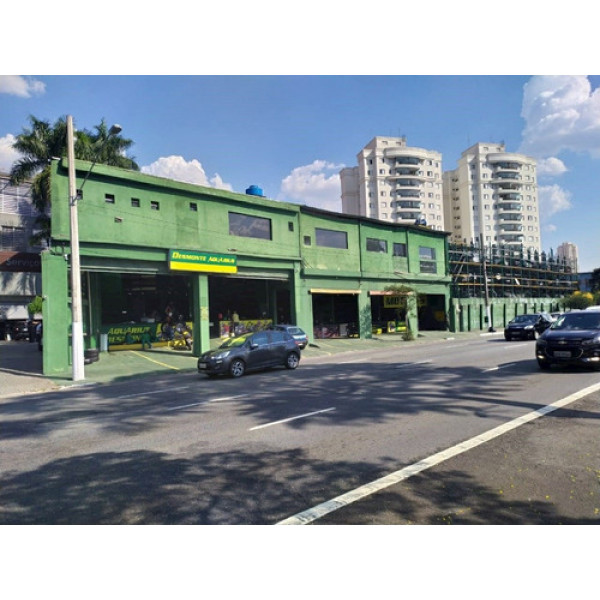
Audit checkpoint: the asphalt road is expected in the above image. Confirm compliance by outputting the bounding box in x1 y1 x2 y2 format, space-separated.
1 336 599 525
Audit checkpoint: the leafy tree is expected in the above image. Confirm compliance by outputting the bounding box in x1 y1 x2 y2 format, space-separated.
588 268 600 294
9 115 139 246
563 291 594 310
27 295 43 315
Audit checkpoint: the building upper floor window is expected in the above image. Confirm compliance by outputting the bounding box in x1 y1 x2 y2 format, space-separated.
393 242 407 257
0 225 26 250
419 246 437 273
229 211 272 240
315 227 348 249
366 238 387 253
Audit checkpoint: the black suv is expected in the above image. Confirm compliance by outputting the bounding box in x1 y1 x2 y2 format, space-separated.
504 313 553 341
198 330 301 377
536 310 600 370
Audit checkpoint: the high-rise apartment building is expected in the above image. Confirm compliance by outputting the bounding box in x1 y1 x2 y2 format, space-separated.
556 241 578 270
340 137 445 230
442 142 540 252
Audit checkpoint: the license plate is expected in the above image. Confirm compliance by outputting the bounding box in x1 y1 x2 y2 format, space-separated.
554 351 571 358
198 363 207 369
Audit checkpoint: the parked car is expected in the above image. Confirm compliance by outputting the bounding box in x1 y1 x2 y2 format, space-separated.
10 320 30 341
197 330 301 377
268 324 309 349
550 312 563 321
504 313 553 341
536 310 600 370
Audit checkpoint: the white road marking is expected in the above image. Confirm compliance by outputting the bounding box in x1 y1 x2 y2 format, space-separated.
483 363 517 372
117 385 190 400
276 381 600 525
165 395 244 411
395 360 432 369
249 407 336 431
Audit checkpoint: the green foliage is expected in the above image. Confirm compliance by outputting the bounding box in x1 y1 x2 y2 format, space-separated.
563 291 594 310
28 295 43 315
9 115 140 245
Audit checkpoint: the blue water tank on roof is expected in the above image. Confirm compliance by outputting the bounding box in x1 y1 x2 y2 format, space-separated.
245 185 264 197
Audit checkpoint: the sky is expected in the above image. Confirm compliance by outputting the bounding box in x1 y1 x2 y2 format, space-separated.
1 74 599 272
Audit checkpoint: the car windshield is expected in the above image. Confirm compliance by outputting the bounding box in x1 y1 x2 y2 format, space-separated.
552 313 600 331
510 315 537 324
219 334 252 348
287 327 303 335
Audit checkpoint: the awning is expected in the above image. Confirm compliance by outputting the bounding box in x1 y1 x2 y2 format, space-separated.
309 289 361 294
0 303 30 320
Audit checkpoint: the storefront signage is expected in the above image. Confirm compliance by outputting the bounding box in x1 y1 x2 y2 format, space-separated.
169 249 237 274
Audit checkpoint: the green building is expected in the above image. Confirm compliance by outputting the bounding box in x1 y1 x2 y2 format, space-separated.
41 158 451 375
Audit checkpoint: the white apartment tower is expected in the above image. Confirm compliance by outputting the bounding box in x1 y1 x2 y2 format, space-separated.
556 242 578 270
442 142 540 252
340 137 445 230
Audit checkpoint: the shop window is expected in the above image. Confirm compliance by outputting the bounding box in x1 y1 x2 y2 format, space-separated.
366 237 387 253
315 228 348 249
228 212 272 240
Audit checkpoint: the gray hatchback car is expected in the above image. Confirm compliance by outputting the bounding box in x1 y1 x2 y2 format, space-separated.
198 330 301 377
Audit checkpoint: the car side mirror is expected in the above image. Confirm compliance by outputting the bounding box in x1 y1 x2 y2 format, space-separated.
250 343 259 350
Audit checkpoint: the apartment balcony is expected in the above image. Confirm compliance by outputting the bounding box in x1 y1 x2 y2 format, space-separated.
491 172 522 183
497 192 522 201
394 210 422 220
498 213 523 222
499 234 525 243
384 148 430 162
497 203 523 212
487 152 528 166
395 190 421 199
495 181 522 191
498 223 524 232
393 200 421 209
395 179 422 188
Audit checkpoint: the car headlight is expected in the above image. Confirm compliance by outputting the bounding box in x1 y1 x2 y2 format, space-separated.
524 325 534 330
582 336 600 346
213 350 231 359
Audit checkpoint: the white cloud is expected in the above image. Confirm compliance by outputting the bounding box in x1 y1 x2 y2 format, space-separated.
0 134 20 173
141 155 232 191
539 184 572 220
278 160 344 212
0 75 45 97
536 156 567 177
520 75 600 158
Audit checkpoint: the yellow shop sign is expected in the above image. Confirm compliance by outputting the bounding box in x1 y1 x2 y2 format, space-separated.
169 249 237 273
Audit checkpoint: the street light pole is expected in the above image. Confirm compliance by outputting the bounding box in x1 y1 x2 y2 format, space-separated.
67 115 85 380
66 116 123 381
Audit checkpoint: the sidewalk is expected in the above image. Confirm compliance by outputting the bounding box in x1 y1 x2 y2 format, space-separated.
0 330 489 397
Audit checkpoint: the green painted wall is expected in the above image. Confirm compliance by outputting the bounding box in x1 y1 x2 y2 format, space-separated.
46 160 452 375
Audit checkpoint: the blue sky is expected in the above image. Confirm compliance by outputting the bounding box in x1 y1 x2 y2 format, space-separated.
2 74 599 272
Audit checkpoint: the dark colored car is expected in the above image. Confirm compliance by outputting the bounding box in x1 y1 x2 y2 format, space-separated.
197 330 301 377
536 311 600 370
268 324 309 349
10 321 30 341
504 313 553 341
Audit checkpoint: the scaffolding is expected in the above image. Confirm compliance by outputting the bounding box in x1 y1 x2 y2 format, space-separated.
449 242 578 300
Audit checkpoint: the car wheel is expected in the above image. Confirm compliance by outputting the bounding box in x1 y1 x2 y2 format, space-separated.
537 358 551 370
285 352 300 369
229 359 246 378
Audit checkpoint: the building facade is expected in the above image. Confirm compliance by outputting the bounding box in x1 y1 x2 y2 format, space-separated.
340 137 445 230
442 143 540 253
41 158 452 375
556 241 578 271
0 173 42 325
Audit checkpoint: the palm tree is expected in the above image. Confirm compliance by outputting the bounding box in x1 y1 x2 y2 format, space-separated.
9 115 139 246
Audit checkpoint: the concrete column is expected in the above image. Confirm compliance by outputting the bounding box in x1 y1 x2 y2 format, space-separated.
192 273 210 356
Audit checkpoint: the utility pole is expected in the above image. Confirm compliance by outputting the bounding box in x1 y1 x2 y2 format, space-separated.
480 233 495 333
67 115 85 380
